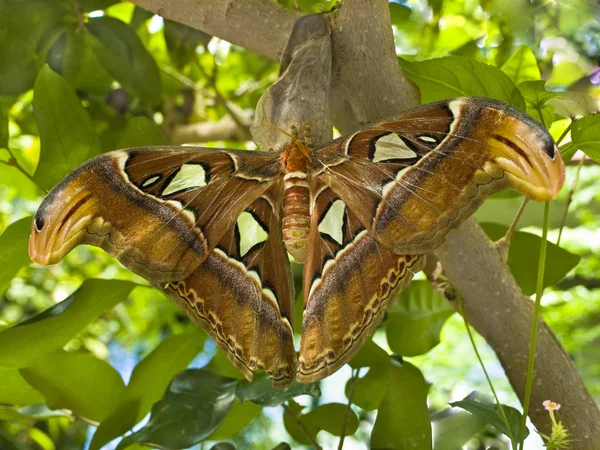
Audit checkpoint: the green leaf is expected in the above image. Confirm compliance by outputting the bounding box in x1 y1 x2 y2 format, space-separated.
398 56 525 109
0 1 70 95
0 404 70 421
559 142 577 163
0 368 44 405
348 364 387 411
389 3 412 27
235 372 320 407
205 348 246 380
45 28 87 84
282 399 306 445
116 369 237 450
500 46 541 85
163 19 211 69
450 397 528 442
0 217 33 296
371 361 431 449
130 6 154 29
117 116 167 149
87 17 162 104
549 92 597 119
33 66 102 190
349 338 389 368
386 280 454 356
208 400 262 440
518 80 558 127
431 409 487 450
283 402 359 445
303 403 359 438
570 114 600 162
482 223 581 295
90 331 206 450
0 279 136 368
20 350 126 422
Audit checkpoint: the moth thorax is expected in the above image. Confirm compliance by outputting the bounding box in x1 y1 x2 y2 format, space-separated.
282 176 310 263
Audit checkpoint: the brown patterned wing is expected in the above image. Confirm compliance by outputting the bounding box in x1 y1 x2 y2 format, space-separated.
297 182 423 383
163 183 296 386
29 147 282 282
314 97 565 255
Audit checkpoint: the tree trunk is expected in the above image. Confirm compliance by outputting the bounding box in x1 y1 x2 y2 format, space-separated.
130 0 600 444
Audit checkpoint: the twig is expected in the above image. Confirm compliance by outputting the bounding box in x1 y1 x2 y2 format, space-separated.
1 153 47 194
557 156 584 246
458 294 515 447
495 198 529 261
282 402 322 450
338 368 360 450
194 56 252 132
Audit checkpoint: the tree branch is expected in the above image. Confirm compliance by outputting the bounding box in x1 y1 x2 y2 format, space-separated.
128 0 300 61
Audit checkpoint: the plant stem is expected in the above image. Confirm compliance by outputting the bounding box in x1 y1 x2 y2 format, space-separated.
282 402 322 450
458 295 515 447
518 200 551 449
338 368 360 450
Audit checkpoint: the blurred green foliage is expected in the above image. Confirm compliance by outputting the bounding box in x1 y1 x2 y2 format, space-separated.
0 0 598 449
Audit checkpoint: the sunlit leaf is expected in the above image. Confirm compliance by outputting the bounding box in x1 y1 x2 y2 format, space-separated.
33 66 102 190
0 368 44 405
501 45 541 85
20 350 126 422
90 332 206 450
0 404 70 421
482 223 581 295
549 92 597 119
0 217 33 296
117 116 167 148
87 16 161 104
386 280 454 356
570 114 600 162
116 369 237 450
235 372 320 407
518 80 558 127
371 361 431 449
0 280 136 368
399 56 525 109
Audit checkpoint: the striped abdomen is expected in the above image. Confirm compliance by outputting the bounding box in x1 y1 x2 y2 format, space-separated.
282 171 311 262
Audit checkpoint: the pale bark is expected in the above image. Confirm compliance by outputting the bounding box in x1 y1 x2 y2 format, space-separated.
130 0 300 61
128 0 600 444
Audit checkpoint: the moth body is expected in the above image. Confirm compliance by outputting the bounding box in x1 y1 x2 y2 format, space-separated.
281 141 312 262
